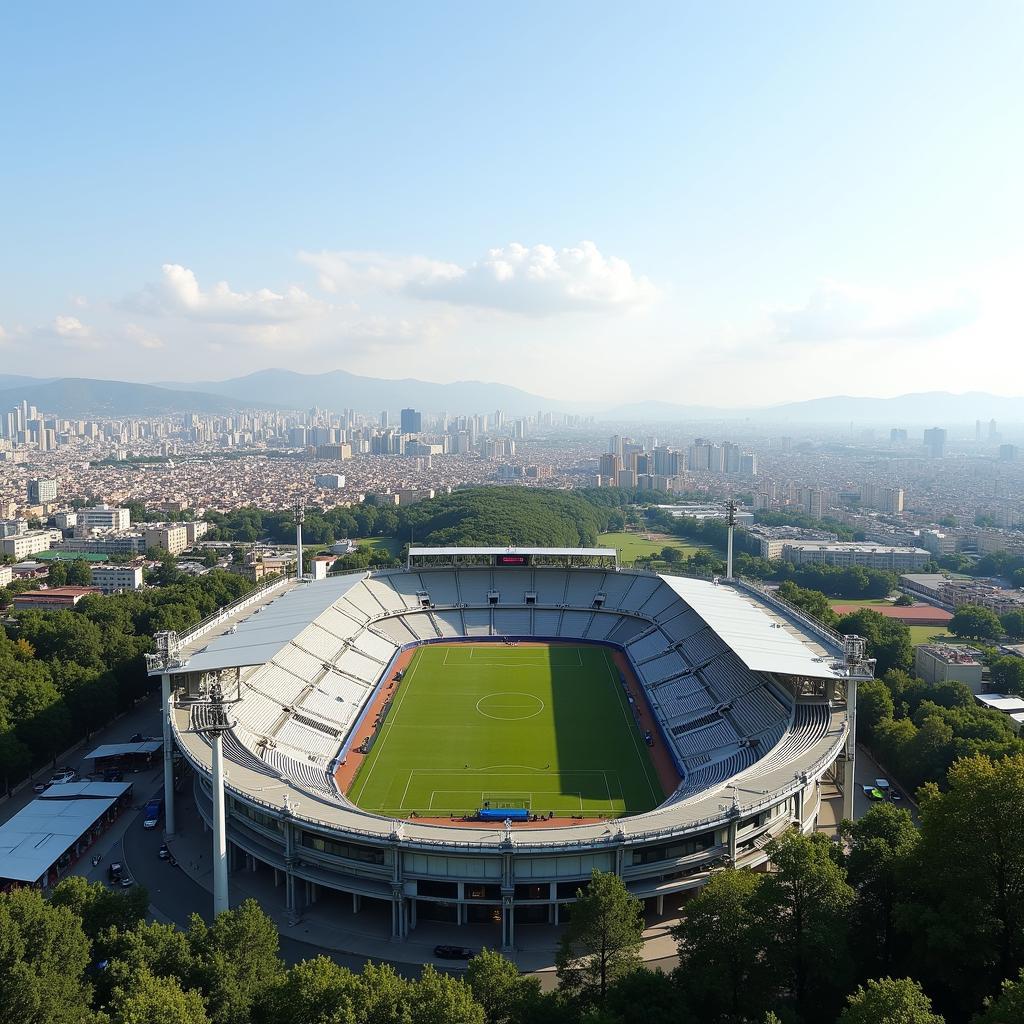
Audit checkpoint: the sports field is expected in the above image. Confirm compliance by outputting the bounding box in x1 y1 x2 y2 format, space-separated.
347 644 665 820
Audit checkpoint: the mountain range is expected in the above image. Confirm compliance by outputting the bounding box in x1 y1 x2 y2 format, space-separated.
0 370 1022 424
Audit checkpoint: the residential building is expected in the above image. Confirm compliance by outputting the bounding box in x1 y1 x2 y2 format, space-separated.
923 427 947 459
1 529 58 559
26 478 57 504
915 645 984 692
143 524 189 555
76 505 131 532
0 564 12 587
314 474 346 489
90 565 144 594
12 586 102 612
779 542 930 571
400 408 422 434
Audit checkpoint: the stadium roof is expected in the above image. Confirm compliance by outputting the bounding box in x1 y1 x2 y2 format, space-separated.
169 574 367 675
662 576 843 678
408 547 616 556
0 781 131 883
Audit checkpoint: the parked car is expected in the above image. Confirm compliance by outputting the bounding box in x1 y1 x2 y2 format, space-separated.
142 797 164 830
862 785 885 801
433 945 474 960
108 861 123 884
119 874 135 888
158 844 170 860
45 768 76 788
874 778 891 793
891 790 903 802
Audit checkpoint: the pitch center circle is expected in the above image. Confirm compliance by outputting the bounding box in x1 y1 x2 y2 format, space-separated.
476 691 545 721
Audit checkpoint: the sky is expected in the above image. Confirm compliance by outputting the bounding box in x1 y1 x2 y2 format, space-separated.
1 2 1022 406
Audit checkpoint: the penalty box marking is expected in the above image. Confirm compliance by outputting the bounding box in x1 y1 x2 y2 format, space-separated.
427 791 587 812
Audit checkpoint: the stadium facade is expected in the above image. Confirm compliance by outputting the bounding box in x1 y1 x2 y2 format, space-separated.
148 547 872 951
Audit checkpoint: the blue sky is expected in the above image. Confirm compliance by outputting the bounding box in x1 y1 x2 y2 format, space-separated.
1 2 1021 404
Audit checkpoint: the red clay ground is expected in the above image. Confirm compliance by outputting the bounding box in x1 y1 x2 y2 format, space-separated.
333 640 682 829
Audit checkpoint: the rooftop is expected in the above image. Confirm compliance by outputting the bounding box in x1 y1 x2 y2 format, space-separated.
0 781 131 883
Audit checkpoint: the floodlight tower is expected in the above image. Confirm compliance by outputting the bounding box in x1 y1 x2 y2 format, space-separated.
196 680 234 917
726 499 737 580
294 502 305 580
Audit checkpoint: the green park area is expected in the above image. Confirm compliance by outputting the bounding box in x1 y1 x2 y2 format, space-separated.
597 531 709 566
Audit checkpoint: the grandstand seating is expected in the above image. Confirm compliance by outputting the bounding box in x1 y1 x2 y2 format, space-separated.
194 567 841 810
420 570 459 606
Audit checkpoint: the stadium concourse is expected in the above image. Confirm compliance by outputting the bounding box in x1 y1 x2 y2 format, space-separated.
148 547 873 953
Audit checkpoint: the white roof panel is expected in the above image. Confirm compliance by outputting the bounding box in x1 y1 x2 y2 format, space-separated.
660 576 842 679
85 741 162 759
0 781 132 883
173 575 367 675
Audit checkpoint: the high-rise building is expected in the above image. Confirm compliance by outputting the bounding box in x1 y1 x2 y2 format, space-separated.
400 408 422 434
923 427 947 459
27 478 57 504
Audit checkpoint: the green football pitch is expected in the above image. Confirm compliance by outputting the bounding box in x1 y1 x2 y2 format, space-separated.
347 644 666 819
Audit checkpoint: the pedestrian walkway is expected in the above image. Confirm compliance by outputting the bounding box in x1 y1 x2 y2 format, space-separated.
154 785 682 974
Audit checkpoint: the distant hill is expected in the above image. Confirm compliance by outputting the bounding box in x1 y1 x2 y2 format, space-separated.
1 370 1022 424
156 367 568 417
753 391 1024 425
0 378 250 417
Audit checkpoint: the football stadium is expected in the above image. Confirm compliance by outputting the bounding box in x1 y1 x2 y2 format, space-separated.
149 547 872 950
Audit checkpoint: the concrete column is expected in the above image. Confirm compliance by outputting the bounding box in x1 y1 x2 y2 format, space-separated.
161 673 176 836
502 895 515 951
456 883 464 925
553 902 560 926
410 899 417 930
728 819 738 863
210 732 229 917
656 893 664 915
352 892 362 913
843 676 859 822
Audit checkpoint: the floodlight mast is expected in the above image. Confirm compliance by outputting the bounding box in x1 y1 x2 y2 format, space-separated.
196 680 234 917
294 502 305 580
726 500 736 580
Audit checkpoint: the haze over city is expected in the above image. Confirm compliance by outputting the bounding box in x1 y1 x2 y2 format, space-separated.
3 2 1022 406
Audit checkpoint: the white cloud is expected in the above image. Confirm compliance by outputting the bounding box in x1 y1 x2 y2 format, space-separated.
300 240 658 316
123 323 164 350
771 279 977 343
39 314 105 351
125 264 328 325
54 314 89 338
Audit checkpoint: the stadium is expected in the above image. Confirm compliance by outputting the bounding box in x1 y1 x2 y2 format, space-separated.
148 547 872 951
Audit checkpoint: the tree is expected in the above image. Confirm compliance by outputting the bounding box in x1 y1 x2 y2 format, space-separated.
465 948 542 1024
556 869 645 1003
839 804 919 974
894 594 915 607
857 679 896 740
672 868 770 1021
949 605 1004 642
408 965 485 1024
66 560 93 587
975 968 1024 1024
836 609 914 676
838 977 943 1024
187 900 285 1024
1001 610 1024 640
777 581 838 625
47 561 69 586
755 831 855 1019
0 887 93 1024
252 956 360 1024
904 754 1024 1014
103 966 210 1024
990 657 1024 695
49 876 148 941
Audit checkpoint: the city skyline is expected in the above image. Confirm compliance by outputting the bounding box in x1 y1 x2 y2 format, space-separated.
2 2 1023 406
